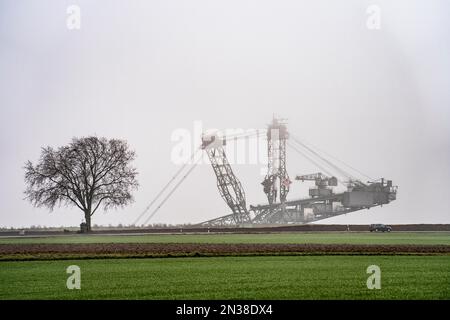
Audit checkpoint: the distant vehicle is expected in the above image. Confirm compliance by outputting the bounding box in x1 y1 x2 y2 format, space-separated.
370 224 392 232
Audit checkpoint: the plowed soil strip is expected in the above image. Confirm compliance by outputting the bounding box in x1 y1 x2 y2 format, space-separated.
1 243 450 261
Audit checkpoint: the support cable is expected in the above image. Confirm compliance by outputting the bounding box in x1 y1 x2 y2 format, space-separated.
290 136 356 181
221 129 266 141
287 142 336 179
142 156 202 225
292 135 374 181
136 129 265 226
133 148 201 225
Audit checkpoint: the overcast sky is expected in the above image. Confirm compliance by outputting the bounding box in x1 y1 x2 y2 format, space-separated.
1 0 449 228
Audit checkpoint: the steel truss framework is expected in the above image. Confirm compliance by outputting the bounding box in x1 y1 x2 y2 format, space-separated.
197 119 397 227
203 144 251 225
262 118 290 206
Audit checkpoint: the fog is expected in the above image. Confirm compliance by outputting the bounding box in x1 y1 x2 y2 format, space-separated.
1 0 449 227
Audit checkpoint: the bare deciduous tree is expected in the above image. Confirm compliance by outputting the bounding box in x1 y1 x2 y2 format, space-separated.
24 137 139 231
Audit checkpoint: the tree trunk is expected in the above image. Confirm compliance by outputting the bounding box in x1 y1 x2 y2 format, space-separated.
84 210 92 232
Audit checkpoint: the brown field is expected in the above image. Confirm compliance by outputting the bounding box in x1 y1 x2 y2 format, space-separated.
1 243 450 261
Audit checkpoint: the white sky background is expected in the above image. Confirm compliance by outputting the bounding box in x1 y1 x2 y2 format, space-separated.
0 0 449 228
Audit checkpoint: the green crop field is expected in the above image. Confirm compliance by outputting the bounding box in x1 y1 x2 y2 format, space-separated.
1 232 449 299
1 232 450 245
0 255 449 300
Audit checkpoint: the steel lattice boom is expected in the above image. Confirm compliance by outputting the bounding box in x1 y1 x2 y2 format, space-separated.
200 134 251 225
197 117 397 227
138 117 398 227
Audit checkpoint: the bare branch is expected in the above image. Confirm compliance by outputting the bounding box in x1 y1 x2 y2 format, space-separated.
24 136 139 231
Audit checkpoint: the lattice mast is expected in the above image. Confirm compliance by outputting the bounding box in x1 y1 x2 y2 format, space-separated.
262 117 290 206
201 134 250 224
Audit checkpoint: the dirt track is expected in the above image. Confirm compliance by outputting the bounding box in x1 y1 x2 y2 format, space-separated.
1 243 449 260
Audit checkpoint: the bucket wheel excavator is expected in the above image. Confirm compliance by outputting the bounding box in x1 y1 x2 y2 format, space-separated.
198 117 397 226
137 117 397 227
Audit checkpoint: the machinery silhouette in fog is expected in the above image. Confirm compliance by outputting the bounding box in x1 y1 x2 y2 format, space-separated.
138 117 397 226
